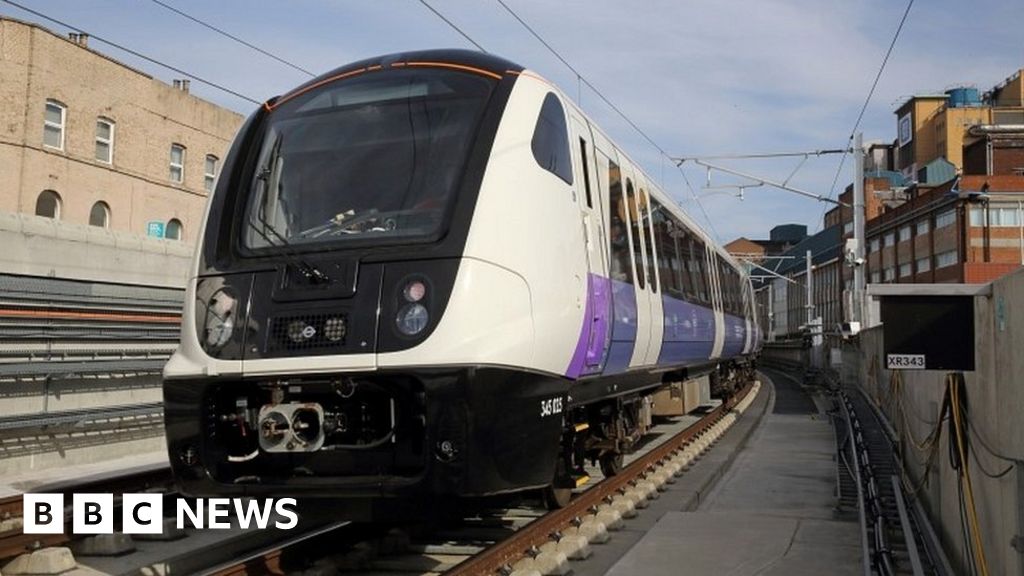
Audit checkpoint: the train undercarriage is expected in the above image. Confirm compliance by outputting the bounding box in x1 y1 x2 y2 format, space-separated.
546 357 757 507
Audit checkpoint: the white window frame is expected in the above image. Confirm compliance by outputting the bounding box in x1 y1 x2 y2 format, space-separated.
898 225 912 242
884 232 895 247
916 220 930 235
166 218 183 241
170 144 185 184
35 190 62 219
89 201 110 228
916 256 931 273
95 118 115 163
204 154 218 193
44 100 66 150
870 238 880 253
992 206 1021 227
899 262 912 277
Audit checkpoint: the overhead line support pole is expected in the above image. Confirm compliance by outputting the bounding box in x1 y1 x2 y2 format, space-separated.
853 132 866 324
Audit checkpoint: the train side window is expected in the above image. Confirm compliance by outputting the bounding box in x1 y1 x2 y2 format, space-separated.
674 221 696 300
625 179 645 290
693 241 708 303
579 138 592 208
607 160 632 284
531 93 573 185
639 189 657 292
720 258 733 314
652 202 681 298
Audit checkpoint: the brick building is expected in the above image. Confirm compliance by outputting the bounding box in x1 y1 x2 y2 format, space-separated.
0 17 244 243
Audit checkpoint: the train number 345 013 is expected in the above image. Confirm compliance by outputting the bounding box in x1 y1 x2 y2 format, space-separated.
540 397 563 418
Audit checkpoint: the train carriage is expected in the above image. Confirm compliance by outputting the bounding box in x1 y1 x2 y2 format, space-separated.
163 49 760 513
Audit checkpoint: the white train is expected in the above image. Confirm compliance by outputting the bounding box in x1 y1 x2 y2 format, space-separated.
164 49 760 513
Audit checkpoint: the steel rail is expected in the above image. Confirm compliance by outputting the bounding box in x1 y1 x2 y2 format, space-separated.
839 391 874 576
0 402 163 432
445 381 754 576
0 358 167 377
0 464 172 561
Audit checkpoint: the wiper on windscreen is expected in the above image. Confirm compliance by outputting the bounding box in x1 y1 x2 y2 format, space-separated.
247 132 330 284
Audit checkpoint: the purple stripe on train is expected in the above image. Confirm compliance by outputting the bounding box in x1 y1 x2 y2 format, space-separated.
565 273 612 379
721 313 746 358
658 294 715 364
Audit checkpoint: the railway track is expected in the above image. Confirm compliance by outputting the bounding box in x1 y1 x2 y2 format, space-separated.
0 464 173 561
835 378 954 576
0 379 760 575
207 379 762 576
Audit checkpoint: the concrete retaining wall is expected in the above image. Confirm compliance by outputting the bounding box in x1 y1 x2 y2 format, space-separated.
0 211 194 287
847 268 1024 575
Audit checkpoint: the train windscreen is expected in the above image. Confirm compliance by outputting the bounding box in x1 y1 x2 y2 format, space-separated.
242 68 496 250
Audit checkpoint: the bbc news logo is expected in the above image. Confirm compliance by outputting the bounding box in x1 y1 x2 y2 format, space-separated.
23 494 298 534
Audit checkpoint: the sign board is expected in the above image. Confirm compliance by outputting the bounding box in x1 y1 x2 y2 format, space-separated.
898 113 913 146
881 295 974 371
146 221 165 238
886 354 926 370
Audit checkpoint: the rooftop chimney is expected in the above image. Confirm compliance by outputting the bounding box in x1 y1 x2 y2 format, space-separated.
67 33 89 47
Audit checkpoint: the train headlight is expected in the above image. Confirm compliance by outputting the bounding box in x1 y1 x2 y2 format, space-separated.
403 280 427 303
324 317 347 342
396 303 429 336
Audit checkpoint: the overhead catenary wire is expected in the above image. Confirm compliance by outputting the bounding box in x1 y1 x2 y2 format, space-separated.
146 0 316 77
817 0 915 230
0 0 261 105
417 0 487 53
491 0 720 241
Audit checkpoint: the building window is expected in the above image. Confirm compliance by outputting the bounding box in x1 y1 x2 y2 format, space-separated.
970 206 1021 227
991 206 1022 227
884 232 895 247
935 209 956 229
883 267 895 282
916 220 930 235
166 218 183 241
35 190 61 219
935 250 958 269
870 271 881 283
43 100 66 150
843 221 853 235
899 262 912 277
88 201 110 228
870 238 880 252
969 207 984 227
916 256 930 273
204 155 218 193
898 225 912 242
95 118 114 163
169 144 185 183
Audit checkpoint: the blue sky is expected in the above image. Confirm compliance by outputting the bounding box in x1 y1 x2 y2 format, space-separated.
6 0 1022 243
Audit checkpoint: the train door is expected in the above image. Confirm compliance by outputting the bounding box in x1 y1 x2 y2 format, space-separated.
706 245 725 359
568 111 611 374
621 164 654 368
634 179 664 365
